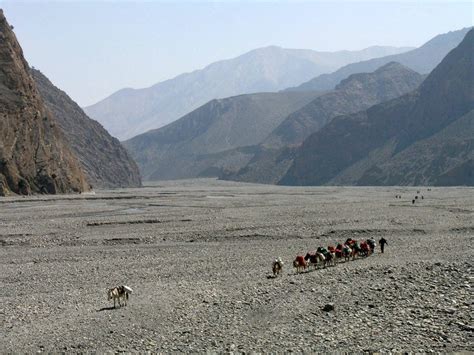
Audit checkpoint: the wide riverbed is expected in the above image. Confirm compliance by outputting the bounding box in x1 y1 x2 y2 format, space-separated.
1 179 473 352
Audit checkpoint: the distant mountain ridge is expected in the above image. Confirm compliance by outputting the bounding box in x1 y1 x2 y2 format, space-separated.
225 62 424 184
286 27 471 93
127 61 425 183
85 45 411 140
32 69 142 189
280 29 474 186
265 62 424 148
124 91 322 180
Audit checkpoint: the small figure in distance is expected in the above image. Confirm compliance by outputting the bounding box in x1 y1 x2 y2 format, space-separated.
379 237 388 254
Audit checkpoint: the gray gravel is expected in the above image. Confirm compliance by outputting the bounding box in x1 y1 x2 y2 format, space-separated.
1 179 473 352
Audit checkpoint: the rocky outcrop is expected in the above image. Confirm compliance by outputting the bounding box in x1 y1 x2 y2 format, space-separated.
32 69 141 189
0 10 89 196
281 29 474 186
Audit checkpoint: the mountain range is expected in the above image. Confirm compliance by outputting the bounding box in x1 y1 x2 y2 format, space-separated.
2 5 471 192
84 45 411 140
265 62 425 148
115 27 471 186
126 62 424 182
287 27 471 93
124 91 321 181
226 62 425 184
280 29 474 186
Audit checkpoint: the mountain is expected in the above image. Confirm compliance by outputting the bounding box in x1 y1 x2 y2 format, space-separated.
0 10 88 196
85 45 412 140
32 69 142 189
355 110 474 186
225 62 424 184
124 91 322 180
287 27 471 93
265 62 424 148
280 29 474 186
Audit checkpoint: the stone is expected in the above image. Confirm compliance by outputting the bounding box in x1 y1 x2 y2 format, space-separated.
322 304 335 312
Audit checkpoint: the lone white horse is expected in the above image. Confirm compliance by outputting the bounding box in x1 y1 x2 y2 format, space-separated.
107 285 133 308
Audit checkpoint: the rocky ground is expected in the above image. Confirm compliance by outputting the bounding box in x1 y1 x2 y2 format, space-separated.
1 179 473 352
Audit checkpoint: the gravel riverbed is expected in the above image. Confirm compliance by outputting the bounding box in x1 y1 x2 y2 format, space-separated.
1 179 473 352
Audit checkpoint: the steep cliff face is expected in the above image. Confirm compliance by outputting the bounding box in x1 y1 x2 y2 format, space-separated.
32 69 141 189
0 10 88 196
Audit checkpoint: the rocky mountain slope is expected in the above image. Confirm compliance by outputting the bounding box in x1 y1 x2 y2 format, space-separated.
85 46 411 140
355 110 474 186
287 27 471 93
32 69 141 189
124 91 321 180
280 29 474 186
0 10 88 196
266 62 424 148
225 63 424 184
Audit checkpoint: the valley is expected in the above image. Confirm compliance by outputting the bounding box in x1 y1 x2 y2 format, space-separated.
1 180 472 352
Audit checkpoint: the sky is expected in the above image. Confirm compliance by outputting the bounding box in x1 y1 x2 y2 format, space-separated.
1 0 472 106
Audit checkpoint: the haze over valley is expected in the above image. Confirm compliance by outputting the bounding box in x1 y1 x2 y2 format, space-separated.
85 45 412 140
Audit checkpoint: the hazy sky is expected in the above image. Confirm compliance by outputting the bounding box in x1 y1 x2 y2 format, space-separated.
1 0 472 106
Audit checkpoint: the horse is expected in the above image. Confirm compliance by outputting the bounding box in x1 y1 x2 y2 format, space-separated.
304 252 324 269
322 246 336 267
341 244 352 262
367 238 376 255
316 247 334 268
346 239 360 260
272 257 284 277
359 241 370 257
107 285 133 308
293 255 308 273
328 245 340 265
352 242 361 260
335 243 345 262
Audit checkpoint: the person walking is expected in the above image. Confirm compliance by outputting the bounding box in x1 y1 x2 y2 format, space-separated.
379 237 388 253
